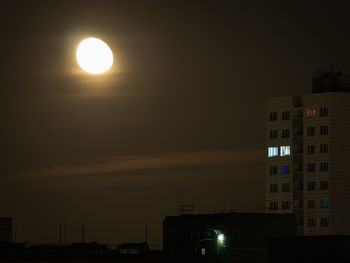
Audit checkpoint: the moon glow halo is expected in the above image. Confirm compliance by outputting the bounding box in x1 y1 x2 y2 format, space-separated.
76 38 113 74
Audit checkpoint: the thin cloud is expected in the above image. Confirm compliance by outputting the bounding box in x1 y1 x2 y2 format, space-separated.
29 150 264 178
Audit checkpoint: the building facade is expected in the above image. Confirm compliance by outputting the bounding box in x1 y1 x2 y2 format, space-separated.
265 71 350 235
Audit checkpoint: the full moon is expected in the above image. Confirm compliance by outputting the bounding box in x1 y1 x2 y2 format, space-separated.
76 37 113 74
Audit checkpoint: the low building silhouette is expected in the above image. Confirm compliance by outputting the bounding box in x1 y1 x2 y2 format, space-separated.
0 218 12 243
163 212 296 257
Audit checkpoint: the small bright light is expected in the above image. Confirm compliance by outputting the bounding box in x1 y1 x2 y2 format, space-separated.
218 234 224 242
76 37 113 74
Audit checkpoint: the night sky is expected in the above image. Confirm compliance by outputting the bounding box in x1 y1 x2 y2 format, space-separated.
1 0 350 246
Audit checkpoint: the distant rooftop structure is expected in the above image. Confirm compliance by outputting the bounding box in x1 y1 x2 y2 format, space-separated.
312 66 350 93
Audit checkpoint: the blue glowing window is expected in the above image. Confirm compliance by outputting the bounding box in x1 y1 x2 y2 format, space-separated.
281 165 290 174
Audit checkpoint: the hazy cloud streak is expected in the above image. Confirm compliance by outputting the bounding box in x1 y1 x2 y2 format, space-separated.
29 150 264 178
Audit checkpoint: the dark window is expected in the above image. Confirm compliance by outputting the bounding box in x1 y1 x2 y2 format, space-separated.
320 144 329 153
320 162 328 172
270 184 278 193
281 111 290 120
307 144 316 154
281 201 291 210
281 128 290 138
269 129 278 139
320 107 328 117
270 201 278 210
320 217 329 227
320 125 328 135
320 180 329 190
307 163 316 172
308 217 317 227
307 127 316 136
307 181 317 190
308 200 316 208
269 112 278 121
282 183 290 192
269 166 278 175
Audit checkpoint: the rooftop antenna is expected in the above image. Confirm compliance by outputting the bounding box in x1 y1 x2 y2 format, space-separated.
82 225 85 243
145 225 148 244
13 219 17 243
59 224 62 246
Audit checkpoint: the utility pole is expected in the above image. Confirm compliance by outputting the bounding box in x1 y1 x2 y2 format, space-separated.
145 225 148 244
82 225 85 243
59 224 62 246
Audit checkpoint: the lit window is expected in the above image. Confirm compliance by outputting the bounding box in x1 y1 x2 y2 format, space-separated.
306 108 316 117
281 164 290 174
320 198 329 208
280 146 290 156
268 147 278 158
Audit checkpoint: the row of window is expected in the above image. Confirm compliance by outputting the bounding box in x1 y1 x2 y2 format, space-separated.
269 161 328 175
307 198 329 209
269 165 290 174
269 107 328 122
307 180 329 190
269 180 328 193
306 126 328 136
269 129 290 139
270 200 291 210
307 144 329 154
269 183 291 193
306 107 329 118
307 162 329 172
308 217 329 227
269 125 328 140
267 146 291 157
270 198 329 210
269 111 290 121
268 144 328 157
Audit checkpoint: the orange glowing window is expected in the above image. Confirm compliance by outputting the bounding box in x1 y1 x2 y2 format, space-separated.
306 108 316 117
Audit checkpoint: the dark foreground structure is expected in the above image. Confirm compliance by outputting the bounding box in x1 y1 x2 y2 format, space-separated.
0 218 12 243
269 235 350 263
163 212 296 260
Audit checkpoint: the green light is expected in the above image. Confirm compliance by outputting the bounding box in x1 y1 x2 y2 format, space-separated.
218 234 224 242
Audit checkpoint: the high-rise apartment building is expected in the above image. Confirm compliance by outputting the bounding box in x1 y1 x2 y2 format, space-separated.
265 69 350 235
